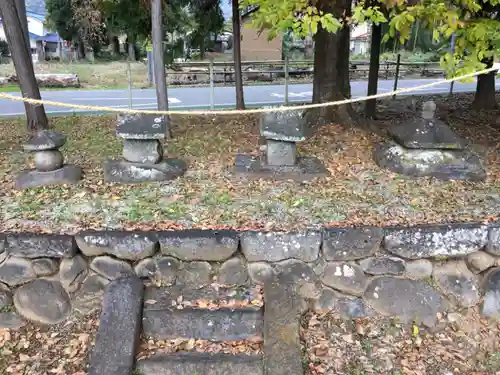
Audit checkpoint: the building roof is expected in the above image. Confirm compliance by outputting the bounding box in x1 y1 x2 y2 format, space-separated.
241 5 259 18
1 11 61 42
26 11 46 22
352 33 369 40
29 32 61 43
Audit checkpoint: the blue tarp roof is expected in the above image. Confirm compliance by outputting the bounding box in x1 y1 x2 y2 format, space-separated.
1 12 62 42
28 32 61 43
26 11 46 22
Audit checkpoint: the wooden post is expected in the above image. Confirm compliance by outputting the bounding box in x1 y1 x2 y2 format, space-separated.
151 0 170 137
127 59 133 109
284 56 289 105
0 0 48 132
209 58 215 110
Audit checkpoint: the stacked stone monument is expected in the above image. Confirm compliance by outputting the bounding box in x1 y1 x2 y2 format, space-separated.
15 130 82 189
104 114 186 183
373 100 486 181
234 109 328 180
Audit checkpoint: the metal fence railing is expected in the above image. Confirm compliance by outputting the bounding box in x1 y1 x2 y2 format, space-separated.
121 54 444 110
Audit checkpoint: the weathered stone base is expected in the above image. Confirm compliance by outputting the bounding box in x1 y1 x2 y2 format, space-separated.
103 158 187 183
373 142 486 181
15 164 83 189
234 154 329 181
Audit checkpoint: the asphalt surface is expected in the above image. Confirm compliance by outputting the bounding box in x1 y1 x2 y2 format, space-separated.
1 77 499 117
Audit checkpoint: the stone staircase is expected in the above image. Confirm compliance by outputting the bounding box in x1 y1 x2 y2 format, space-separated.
136 284 265 375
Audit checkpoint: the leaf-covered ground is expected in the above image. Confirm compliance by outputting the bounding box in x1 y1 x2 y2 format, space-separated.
0 93 498 233
301 307 500 375
0 311 99 375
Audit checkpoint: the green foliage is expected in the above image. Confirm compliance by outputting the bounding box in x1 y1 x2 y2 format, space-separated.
188 0 225 56
100 0 152 40
383 0 500 78
45 0 79 42
243 0 500 81
0 40 9 57
241 0 387 40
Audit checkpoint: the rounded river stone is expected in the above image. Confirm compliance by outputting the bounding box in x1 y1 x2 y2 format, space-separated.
34 150 64 172
14 279 71 325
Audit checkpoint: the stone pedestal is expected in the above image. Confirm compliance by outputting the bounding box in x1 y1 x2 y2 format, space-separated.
15 131 82 189
104 114 186 183
373 101 486 181
234 109 328 181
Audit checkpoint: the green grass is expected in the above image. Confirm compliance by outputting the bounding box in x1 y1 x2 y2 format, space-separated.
483 352 500 373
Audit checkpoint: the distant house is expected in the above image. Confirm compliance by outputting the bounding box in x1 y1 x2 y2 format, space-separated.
239 6 283 61
350 23 370 55
238 7 372 61
0 11 63 60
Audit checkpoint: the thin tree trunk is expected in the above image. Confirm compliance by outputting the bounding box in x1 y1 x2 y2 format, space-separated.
112 36 120 56
0 0 48 132
14 0 30 53
77 38 86 59
472 58 498 110
200 37 206 60
152 0 171 137
365 23 382 118
36 40 45 62
232 0 245 109
128 34 137 61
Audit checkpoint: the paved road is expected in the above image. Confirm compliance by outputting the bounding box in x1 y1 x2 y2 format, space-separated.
1 77 499 117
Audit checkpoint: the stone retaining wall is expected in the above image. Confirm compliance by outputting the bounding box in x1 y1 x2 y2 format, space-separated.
0 222 499 328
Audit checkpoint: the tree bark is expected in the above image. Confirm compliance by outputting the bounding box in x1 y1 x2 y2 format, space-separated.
76 38 86 59
151 0 171 137
36 40 45 62
232 0 245 109
112 36 120 56
127 34 137 61
0 0 48 132
14 0 30 53
365 23 382 118
200 37 206 60
309 0 356 126
472 58 498 110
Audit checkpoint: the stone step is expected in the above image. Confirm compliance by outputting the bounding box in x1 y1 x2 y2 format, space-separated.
136 353 263 375
142 307 263 340
142 285 264 340
143 284 263 309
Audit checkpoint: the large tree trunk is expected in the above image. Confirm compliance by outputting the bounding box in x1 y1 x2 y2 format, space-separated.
152 0 171 137
365 23 382 118
0 0 48 132
472 58 497 110
14 0 30 53
232 0 245 109
309 0 356 126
